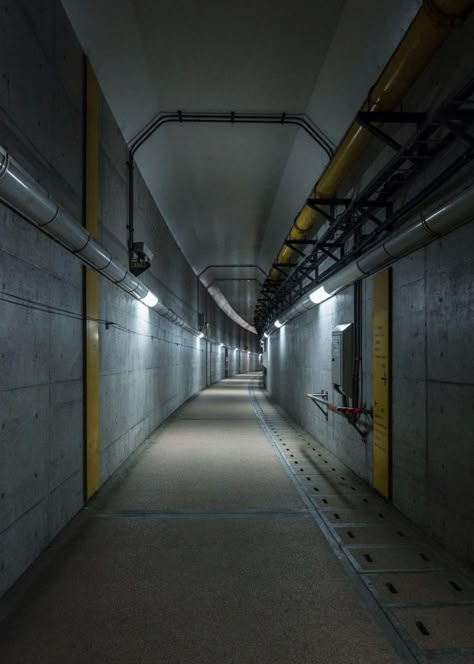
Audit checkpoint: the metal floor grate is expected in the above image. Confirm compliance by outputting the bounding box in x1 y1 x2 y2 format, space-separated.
250 383 474 664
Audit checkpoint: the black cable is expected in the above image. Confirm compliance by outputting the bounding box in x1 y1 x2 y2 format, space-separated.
0 290 204 353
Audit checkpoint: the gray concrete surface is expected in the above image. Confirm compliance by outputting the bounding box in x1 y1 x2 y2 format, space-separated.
0 374 404 664
0 0 84 599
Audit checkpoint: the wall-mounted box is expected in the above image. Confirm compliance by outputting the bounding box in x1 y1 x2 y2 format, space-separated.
332 323 353 398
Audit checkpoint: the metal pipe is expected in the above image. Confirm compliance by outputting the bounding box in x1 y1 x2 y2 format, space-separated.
265 179 474 335
207 284 257 334
0 146 200 337
268 0 473 281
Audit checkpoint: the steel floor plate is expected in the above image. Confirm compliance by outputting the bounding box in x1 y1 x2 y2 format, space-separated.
251 384 474 663
366 571 474 607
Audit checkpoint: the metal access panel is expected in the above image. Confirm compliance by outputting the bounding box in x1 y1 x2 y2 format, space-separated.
332 323 353 398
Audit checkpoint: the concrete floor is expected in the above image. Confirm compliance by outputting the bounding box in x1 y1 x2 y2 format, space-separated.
0 374 450 663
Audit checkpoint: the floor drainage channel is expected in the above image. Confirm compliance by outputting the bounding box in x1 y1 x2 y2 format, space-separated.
249 383 474 664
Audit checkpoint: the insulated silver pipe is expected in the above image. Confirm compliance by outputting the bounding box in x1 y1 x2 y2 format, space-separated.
0 146 199 337
208 284 257 335
266 179 474 334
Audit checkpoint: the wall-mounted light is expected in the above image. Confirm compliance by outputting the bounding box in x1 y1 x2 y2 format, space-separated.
198 332 204 339
309 285 332 305
274 319 285 329
263 332 269 338
234 347 239 351
140 291 158 308
219 343 224 347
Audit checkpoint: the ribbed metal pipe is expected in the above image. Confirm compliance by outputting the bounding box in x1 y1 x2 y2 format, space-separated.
0 146 200 337
208 285 257 335
265 179 474 334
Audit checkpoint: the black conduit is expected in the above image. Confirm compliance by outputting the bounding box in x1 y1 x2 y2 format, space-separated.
127 111 335 254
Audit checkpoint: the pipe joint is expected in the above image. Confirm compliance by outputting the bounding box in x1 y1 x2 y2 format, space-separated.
423 0 473 26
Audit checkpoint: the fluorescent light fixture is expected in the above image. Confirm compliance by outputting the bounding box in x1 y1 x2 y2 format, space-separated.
274 319 284 329
309 285 331 304
141 291 158 308
198 332 204 338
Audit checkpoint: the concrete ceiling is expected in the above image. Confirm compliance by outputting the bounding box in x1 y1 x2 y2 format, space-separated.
62 0 420 327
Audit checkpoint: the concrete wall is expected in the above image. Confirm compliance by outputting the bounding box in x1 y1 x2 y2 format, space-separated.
267 221 474 565
97 98 208 484
0 0 259 597
0 0 84 597
267 283 372 481
391 222 474 563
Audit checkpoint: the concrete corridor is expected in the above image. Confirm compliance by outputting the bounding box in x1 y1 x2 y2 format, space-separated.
1 374 473 664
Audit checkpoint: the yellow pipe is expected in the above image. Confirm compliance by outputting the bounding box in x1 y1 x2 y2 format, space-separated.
269 0 473 280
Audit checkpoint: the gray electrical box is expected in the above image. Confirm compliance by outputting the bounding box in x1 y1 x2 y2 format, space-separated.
332 323 353 398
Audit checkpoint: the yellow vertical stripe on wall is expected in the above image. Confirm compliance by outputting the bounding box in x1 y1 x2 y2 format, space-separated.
372 269 391 498
85 61 100 498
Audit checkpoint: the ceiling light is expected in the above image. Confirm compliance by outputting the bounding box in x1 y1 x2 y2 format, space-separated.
199 332 204 338
219 343 224 347
274 319 285 328
309 285 331 304
263 332 269 338
140 291 158 308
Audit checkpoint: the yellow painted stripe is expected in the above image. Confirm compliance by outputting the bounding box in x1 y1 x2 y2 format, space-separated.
372 269 391 498
85 61 100 498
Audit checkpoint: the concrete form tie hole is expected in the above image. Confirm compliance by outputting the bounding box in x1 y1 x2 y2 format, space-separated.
364 554 373 563
415 620 430 637
313 487 319 492
396 530 405 537
299 468 304 472
306 477 311 481
334 513 340 520
351 486 356 491
347 531 355 539
449 580 462 591
290 454 294 457
322 499 328 504
363 498 369 504
419 553 430 561
378 513 385 519
385 582 398 594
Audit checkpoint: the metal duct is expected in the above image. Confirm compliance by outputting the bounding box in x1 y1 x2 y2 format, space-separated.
266 0 473 282
265 180 474 335
207 285 257 334
0 146 200 337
